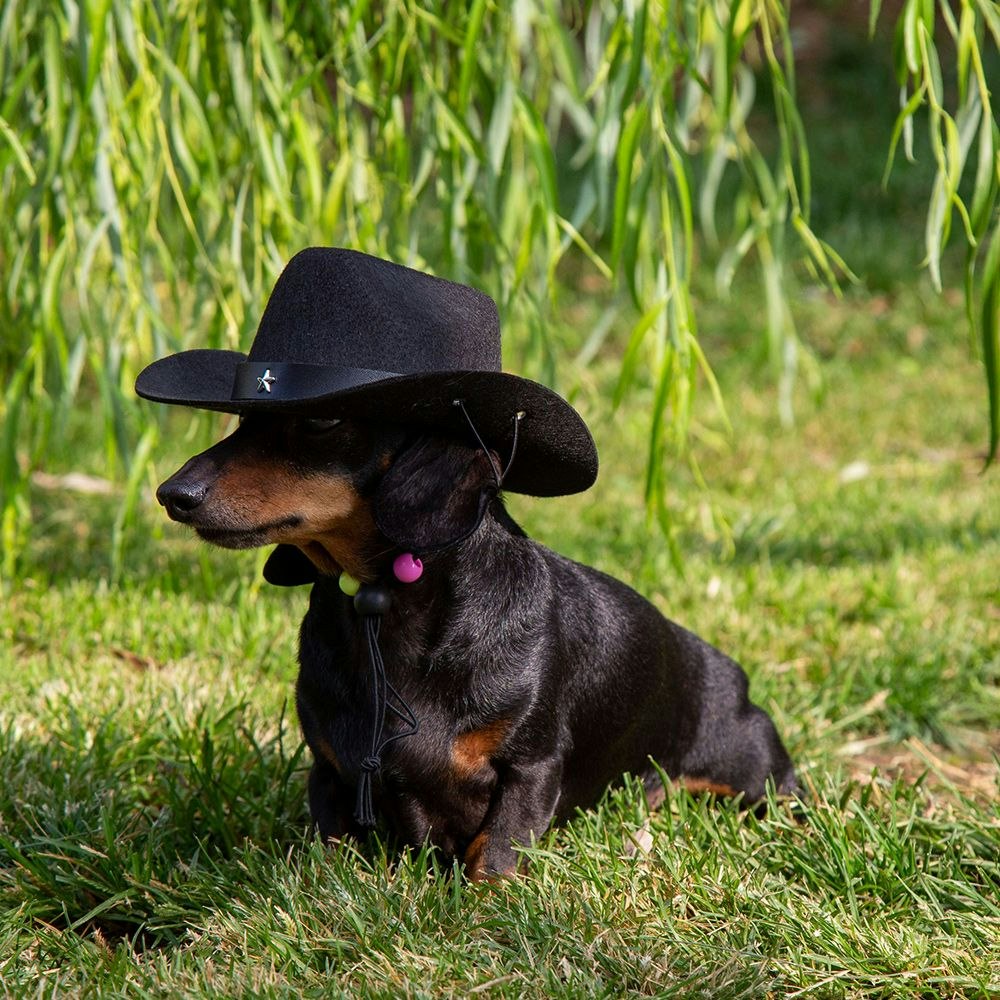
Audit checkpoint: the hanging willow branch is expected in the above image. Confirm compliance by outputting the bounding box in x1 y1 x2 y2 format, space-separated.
878 0 1000 461
0 0 996 579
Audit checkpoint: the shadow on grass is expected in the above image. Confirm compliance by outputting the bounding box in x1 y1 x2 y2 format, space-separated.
0 701 311 948
720 509 996 568
19 486 271 598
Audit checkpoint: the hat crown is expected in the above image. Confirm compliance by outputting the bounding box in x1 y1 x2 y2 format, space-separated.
247 248 501 374
134 247 599 497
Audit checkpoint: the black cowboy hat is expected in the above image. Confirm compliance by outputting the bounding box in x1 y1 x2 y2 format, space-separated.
135 247 597 497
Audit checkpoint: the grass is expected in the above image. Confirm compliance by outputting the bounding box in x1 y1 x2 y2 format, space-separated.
2 261 998 996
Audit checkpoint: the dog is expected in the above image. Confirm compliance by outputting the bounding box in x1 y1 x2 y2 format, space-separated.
139 247 798 880
155 412 799 880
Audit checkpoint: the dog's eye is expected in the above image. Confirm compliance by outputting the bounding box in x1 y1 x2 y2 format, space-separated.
299 417 343 436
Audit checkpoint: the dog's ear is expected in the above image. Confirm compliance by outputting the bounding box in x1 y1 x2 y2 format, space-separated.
263 544 319 586
373 436 498 552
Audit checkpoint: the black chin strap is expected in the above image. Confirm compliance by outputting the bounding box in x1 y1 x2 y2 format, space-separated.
452 399 524 489
354 609 419 828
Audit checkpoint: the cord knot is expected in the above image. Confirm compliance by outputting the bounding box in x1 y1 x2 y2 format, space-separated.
351 614 420 828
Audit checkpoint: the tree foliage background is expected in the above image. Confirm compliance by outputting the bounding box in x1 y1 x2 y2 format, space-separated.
0 0 997 581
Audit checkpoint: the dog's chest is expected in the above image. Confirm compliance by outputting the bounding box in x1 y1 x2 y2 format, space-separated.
298 620 503 775
296 583 529 843
301 660 499 783
300 660 501 848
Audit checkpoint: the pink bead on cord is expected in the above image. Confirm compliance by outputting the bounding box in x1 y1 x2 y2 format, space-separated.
392 552 424 583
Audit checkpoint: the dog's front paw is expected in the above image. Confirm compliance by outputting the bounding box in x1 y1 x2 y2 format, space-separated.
463 830 521 882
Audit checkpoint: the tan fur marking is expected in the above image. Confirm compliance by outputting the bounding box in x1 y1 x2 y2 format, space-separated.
452 719 510 778
214 464 356 529
313 738 341 772
678 777 738 798
300 540 341 576
297 498 380 581
464 830 490 880
212 464 379 579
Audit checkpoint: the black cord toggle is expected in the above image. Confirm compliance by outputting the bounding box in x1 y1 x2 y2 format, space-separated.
353 596 420 828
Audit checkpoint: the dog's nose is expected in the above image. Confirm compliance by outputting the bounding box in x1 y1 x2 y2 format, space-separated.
156 479 207 522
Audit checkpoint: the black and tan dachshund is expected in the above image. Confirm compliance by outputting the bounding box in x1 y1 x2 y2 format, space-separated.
156 414 798 879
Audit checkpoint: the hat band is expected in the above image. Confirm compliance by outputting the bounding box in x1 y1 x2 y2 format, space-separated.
233 362 401 402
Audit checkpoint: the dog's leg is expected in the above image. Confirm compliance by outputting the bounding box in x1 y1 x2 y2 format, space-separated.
463 759 563 881
683 700 798 802
307 760 361 844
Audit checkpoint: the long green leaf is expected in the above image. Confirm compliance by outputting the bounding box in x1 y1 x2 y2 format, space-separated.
457 0 487 115
0 113 37 182
612 102 648 268
980 223 1000 464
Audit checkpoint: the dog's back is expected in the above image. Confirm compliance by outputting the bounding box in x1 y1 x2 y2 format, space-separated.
513 541 798 816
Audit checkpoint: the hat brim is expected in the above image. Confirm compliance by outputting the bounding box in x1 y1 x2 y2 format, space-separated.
135 350 597 497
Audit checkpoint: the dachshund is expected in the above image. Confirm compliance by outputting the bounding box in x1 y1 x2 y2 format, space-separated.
155 412 799 879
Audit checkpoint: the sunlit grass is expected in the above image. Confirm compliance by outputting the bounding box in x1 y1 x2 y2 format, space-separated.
2 271 997 996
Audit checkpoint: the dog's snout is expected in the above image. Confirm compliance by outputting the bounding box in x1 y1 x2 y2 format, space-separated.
156 478 207 521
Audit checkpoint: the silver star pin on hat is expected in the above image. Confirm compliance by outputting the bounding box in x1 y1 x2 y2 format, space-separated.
256 369 276 393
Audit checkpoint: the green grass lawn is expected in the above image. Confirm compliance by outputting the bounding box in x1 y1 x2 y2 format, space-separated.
2 273 998 997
